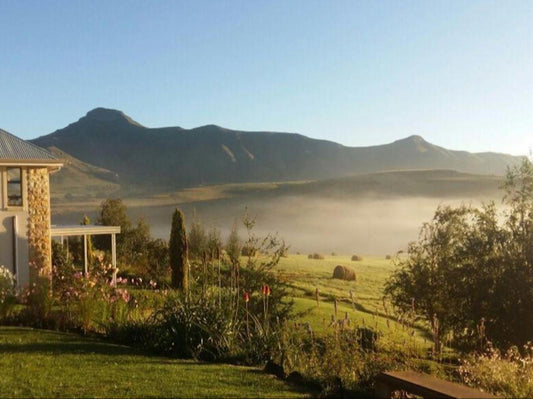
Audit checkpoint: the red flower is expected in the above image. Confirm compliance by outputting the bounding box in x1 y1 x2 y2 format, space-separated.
262 285 271 296
243 292 250 303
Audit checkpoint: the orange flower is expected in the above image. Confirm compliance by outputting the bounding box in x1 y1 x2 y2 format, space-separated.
243 292 250 303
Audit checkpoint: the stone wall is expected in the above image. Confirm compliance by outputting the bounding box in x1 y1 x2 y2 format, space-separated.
26 167 52 283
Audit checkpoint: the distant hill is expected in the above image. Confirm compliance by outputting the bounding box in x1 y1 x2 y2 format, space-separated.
271 169 503 199
47 146 120 200
31 107 523 189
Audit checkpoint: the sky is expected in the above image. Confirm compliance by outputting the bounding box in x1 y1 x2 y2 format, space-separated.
0 0 531 155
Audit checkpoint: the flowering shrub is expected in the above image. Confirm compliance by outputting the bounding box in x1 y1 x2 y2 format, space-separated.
52 242 139 332
0 265 16 319
459 343 533 398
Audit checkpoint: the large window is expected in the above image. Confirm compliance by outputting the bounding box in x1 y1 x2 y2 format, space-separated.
7 167 22 207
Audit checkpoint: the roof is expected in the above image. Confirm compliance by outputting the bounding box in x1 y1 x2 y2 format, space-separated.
0 128 63 165
51 225 121 236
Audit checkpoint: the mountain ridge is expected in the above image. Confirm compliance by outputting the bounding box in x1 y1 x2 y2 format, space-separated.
30 107 523 189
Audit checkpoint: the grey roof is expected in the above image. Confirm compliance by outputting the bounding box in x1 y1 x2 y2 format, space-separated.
0 128 61 163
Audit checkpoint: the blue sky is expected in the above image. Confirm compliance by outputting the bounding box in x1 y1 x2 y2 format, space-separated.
0 0 531 155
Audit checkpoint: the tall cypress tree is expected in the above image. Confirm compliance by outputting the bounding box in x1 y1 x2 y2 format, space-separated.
169 208 189 290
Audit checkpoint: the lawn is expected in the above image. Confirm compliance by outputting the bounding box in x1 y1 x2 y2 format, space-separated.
0 327 313 398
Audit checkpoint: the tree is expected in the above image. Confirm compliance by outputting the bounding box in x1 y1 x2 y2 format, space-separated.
188 211 206 260
95 198 131 255
169 208 189 291
385 158 533 349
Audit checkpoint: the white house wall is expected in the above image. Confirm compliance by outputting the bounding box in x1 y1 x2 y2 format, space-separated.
0 166 48 289
0 211 29 287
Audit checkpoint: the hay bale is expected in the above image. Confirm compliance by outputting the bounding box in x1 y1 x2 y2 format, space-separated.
308 253 325 260
333 265 356 281
351 254 362 261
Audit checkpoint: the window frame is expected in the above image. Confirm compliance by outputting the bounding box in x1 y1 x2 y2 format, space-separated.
2 167 24 210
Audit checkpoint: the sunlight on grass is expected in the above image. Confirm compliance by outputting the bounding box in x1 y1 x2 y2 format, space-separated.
276 254 433 351
0 327 312 398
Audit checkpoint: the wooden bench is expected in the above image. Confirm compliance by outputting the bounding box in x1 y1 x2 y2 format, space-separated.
375 371 498 399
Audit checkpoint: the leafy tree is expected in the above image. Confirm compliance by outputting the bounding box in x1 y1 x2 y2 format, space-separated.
95 198 131 255
385 158 533 349
169 208 189 291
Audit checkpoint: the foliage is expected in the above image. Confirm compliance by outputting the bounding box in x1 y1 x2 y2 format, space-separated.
385 158 533 349
51 241 140 333
459 343 533 398
150 290 242 360
280 326 398 395
141 213 292 364
0 265 16 319
188 211 207 260
95 199 170 283
169 208 189 290
95 198 129 228
226 220 242 267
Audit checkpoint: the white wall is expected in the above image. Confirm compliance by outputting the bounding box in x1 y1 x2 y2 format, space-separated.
0 167 30 288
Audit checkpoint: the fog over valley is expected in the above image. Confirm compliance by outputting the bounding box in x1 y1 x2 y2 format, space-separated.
52 194 491 255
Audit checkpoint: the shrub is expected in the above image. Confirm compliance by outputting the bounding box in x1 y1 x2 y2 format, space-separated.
281 327 395 395
0 265 16 319
51 242 141 333
459 344 533 398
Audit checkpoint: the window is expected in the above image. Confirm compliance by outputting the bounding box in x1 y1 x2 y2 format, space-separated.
7 167 22 207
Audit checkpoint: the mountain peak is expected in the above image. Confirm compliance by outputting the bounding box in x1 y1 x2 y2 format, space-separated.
84 107 143 127
402 134 426 143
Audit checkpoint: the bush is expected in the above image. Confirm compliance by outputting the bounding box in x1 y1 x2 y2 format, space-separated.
459 344 533 398
0 265 16 319
51 242 141 333
281 327 396 395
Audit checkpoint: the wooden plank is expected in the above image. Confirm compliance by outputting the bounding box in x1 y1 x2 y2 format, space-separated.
375 371 498 399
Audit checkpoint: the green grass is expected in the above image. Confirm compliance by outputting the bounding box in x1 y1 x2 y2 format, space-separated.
0 327 313 398
276 254 433 351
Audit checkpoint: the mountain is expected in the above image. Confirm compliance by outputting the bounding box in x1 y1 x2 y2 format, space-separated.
46 146 120 200
31 107 523 189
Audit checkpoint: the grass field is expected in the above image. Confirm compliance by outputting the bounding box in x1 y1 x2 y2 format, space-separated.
0 327 313 398
275 254 434 352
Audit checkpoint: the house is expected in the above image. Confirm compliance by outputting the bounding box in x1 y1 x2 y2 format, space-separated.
0 129 120 289
0 128 63 288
